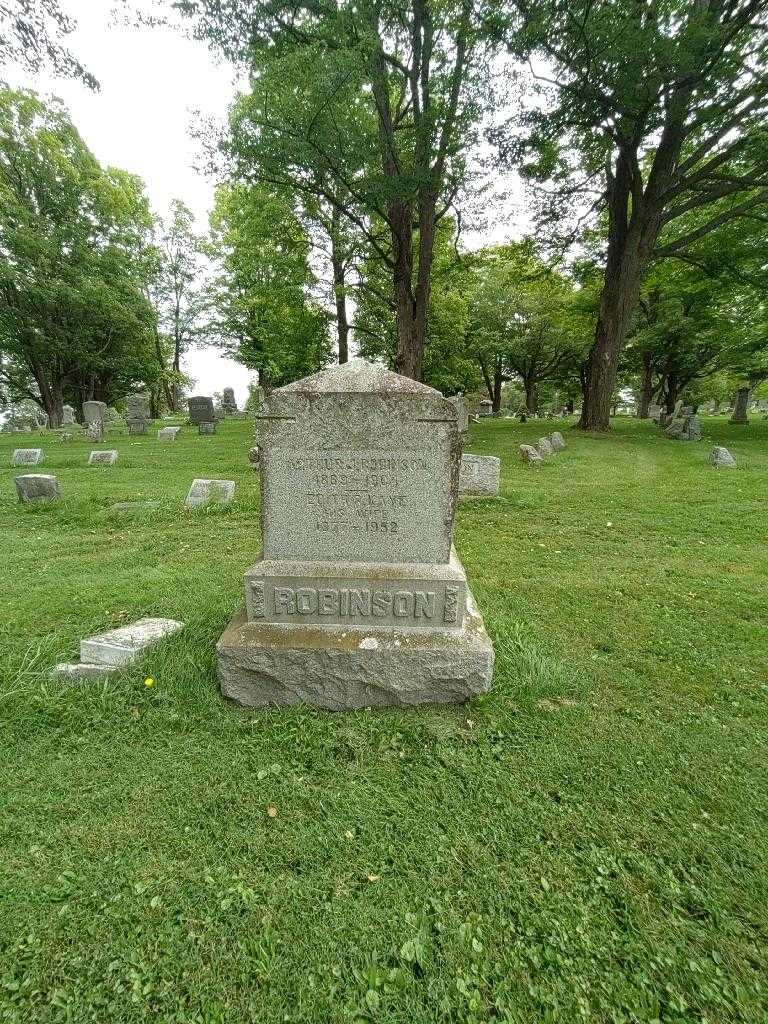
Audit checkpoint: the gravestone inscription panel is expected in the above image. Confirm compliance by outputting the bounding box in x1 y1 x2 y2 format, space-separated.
217 358 494 710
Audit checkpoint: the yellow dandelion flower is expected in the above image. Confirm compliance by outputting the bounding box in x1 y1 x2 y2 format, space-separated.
144 677 155 688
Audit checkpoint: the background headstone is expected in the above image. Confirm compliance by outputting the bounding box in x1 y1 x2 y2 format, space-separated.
85 421 104 442
185 479 236 508
126 393 151 435
459 454 500 496
550 431 566 451
520 444 542 464
709 446 737 468
158 426 180 441
188 396 216 426
88 450 118 465
82 400 107 426
199 420 216 435
221 387 238 415
537 437 554 458
62 405 76 426
12 448 43 466
14 474 60 504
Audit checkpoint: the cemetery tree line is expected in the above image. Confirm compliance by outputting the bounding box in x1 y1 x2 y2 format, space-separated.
176 0 768 426
0 88 212 425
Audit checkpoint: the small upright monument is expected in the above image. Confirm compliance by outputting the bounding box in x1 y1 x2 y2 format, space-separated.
83 400 107 441
221 387 239 416
188 395 216 433
217 358 494 710
126 393 151 435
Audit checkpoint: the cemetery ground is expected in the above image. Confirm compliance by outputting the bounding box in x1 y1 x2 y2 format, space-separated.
1 417 767 1024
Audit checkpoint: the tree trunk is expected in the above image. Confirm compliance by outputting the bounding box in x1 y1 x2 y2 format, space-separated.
665 376 680 414
330 206 349 364
492 364 503 414
730 385 750 425
30 360 64 427
712 399 720 415
524 379 538 415
638 351 654 418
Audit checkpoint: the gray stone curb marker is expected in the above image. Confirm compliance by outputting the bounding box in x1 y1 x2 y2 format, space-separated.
54 617 184 679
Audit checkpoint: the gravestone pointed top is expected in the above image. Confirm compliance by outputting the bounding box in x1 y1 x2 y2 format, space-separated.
279 357 443 398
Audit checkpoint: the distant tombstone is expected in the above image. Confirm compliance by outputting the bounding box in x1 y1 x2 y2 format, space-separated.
188 395 216 426
14 474 60 504
12 448 43 466
62 405 76 426
520 444 543 464
126 393 151 435
106 406 121 422
648 404 662 422
665 413 701 442
199 420 216 435
216 357 494 710
709 446 736 469
671 399 683 420
248 445 260 470
478 399 493 418
85 421 104 442
221 387 238 415
158 426 180 441
537 436 554 458
88 450 118 465
185 478 235 508
82 400 107 426
448 395 469 435
549 431 566 451
459 454 500 496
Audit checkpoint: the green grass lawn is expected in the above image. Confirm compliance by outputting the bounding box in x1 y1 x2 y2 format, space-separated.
1 415 767 1024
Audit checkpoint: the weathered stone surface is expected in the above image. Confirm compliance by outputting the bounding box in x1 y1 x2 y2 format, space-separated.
448 395 469 434
80 617 184 667
549 431 566 451
665 413 701 442
188 395 216 425
709 446 737 468
648 403 662 422
248 446 260 470
185 478 235 508
218 357 493 710
88 450 118 465
478 399 493 417
83 400 107 425
158 426 180 441
537 437 554 458
459 454 500 496
86 421 104 442
62 405 76 425
218 591 493 711
12 448 43 466
14 474 60 503
258 358 460 565
54 662 118 681
519 444 542 464
126 393 151 434
221 387 238 415
199 420 216 435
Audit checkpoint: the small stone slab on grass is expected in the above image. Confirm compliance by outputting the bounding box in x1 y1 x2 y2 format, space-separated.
709 446 737 468
520 444 543 465
185 478 235 508
88 450 118 465
550 431 566 451
14 474 60 503
158 426 180 441
12 448 43 466
80 617 184 667
537 437 554 458
459 454 500 496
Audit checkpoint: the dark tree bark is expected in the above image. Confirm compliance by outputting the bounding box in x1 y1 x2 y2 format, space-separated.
730 385 750 424
524 379 538 415
330 206 349 364
638 350 655 418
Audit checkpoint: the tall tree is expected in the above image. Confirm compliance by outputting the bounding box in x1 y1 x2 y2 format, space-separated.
175 0 501 381
207 181 330 388
505 0 768 430
151 200 207 411
0 88 157 424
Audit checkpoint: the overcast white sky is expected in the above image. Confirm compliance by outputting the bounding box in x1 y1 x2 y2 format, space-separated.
5 1 525 403
5 0 257 404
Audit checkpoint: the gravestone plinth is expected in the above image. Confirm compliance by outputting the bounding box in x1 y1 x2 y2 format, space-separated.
216 358 494 710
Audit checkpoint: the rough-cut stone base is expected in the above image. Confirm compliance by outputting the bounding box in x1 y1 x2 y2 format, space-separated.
217 590 493 711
